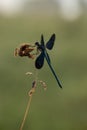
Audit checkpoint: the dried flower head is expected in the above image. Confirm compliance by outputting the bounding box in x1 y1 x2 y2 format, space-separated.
14 43 36 59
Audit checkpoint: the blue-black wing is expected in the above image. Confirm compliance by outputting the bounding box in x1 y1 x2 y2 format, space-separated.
41 34 44 46
46 34 55 50
35 52 44 69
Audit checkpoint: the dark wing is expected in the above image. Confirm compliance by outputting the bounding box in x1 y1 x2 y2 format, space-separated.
41 34 45 46
35 52 44 69
46 34 55 50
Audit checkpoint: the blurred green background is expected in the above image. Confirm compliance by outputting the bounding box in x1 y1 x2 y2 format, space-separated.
0 0 87 130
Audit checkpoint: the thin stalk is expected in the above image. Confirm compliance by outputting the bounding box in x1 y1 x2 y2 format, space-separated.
20 95 32 130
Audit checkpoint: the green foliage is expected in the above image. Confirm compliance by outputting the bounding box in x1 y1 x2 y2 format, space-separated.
0 14 87 130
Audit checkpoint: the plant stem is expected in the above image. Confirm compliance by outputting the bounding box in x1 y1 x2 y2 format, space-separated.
20 94 32 130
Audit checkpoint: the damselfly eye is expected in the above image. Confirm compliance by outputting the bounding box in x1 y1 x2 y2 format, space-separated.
35 42 39 46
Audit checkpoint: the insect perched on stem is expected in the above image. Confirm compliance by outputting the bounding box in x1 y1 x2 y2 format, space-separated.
14 34 62 88
35 34 62 88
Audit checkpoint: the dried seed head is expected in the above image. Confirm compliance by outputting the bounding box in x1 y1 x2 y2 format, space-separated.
14 48 19 56
32 80 37 88
39 80 47 90
14 43 36 59
26 72 33 75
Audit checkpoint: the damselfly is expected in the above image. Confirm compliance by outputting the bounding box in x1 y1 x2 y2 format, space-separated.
35 34 62 88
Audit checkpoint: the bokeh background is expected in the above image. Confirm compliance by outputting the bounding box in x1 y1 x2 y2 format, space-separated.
0 0 87 130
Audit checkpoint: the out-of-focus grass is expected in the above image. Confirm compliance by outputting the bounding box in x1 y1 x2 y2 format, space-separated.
0 14 87 130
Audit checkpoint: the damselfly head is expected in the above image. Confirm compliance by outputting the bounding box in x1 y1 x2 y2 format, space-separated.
35 42 39 46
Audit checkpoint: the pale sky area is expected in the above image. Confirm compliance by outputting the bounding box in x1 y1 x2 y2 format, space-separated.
0 0 87 20
0 0 23 14
57 0 82 20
